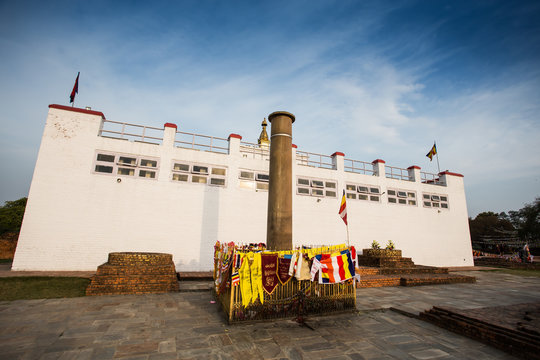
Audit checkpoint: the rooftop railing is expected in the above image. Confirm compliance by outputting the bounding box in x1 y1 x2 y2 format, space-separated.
174 131 229 154
296 150 334 169
99 120 164 144
421 171 445 186
385 165 411 181
98 119 450 186
240 141 270 160
344 159 375 176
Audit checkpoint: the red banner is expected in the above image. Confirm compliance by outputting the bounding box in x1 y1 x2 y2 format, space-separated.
261 254 279 294
277 257 292 284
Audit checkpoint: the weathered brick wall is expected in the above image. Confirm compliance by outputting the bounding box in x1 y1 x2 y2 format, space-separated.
0 233 18 259
86 252 179 296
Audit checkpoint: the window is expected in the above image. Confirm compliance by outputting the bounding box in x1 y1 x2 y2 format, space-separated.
423 192 449 209
93 152 159 180
387 188 417 206
345 183 381 203
97 154 114 162
172 161 227 187
256 173 269 182
192 165 208 174
297 177 337 198
239 169 269 191
240 171 254 180
174 163 190 172
140 159 157 168
118 156 137 166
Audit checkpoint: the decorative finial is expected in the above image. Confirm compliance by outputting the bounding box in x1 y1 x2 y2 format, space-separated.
258 118 270 146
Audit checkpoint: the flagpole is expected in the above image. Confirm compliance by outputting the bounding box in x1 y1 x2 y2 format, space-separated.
346 224 350 248
435 140 441 174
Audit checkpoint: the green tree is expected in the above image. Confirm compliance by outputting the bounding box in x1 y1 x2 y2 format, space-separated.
508 197 540 242
0 198 27 235
469 211 515 244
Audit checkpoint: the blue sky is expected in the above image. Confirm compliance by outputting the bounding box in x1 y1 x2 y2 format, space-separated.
1 0 539 217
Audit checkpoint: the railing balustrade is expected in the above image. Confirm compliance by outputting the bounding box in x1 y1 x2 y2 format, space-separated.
344 159 375 175
240 141 270 160
385 165 411 181
175 131 229 154
99 120 164 144
296 150 333 169
421 171 445 186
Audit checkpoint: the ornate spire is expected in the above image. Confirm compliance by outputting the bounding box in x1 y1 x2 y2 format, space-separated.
258 118 270 146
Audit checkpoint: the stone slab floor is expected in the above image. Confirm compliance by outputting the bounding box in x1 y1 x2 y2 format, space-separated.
0 271 538 360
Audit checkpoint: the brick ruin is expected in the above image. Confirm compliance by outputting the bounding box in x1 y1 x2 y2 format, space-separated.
86 252 179 296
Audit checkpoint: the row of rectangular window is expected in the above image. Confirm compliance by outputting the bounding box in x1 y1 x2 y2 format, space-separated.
94 153 450 208
388 189 417 206
239 170 269 191
423 193 449 209
172 162 227 187
297 177 337 198
345 182 380 202
94 152 159 179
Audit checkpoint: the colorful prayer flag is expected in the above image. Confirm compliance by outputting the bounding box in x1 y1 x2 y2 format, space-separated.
426 143 437 161
69 72 80 104
231 272 240 287
316 250 355 284
339 190 348 225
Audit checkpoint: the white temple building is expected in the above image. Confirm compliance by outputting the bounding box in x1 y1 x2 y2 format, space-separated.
12 104 474 271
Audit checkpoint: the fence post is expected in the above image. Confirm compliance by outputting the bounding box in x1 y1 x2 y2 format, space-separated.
407 165 421 182
163 123 177 148
331 152 345 171
228 134 242 155
372 159 386 177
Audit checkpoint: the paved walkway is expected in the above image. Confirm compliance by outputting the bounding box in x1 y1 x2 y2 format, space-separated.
0 271 539 359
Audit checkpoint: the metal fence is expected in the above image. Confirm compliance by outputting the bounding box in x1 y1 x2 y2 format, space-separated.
99 120 164 144
296 150 334 169
344 159 375 175
421 171 445 186
175 131 229 154
240 141 270 160
217 278 356 323
385 165 411 181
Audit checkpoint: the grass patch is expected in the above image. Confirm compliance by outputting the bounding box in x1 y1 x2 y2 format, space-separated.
0 277 90 301
487 268 540 278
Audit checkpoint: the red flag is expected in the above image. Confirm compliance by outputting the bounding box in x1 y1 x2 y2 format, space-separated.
70 72 79 104
339 189 348 225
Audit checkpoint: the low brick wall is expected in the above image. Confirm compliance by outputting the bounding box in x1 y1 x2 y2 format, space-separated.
86 252 179 296
474 257 540 270
420 304 540 359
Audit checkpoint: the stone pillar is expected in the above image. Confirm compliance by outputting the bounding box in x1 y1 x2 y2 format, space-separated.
267 111 295 251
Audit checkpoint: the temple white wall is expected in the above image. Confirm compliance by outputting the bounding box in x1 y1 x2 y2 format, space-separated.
12 105 474 271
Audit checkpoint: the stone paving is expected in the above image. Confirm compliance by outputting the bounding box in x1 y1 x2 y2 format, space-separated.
0 271 538 359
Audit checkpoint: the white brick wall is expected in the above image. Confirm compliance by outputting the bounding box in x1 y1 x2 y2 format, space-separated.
12 105 473 271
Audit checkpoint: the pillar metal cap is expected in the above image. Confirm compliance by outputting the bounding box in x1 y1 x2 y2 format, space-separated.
268 111 295 123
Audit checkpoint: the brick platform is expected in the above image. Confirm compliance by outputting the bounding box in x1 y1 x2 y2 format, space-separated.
356 248 476 288
419 303 540 359
86 252 179 296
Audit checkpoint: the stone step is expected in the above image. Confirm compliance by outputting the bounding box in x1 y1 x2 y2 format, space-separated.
86 282 179 296
178 271 214 281
357 275 401 288
108 252 173 266
179 280 213 292
357 273 476 288
97 264 177 276
400 274 476 286
89 274 178 286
